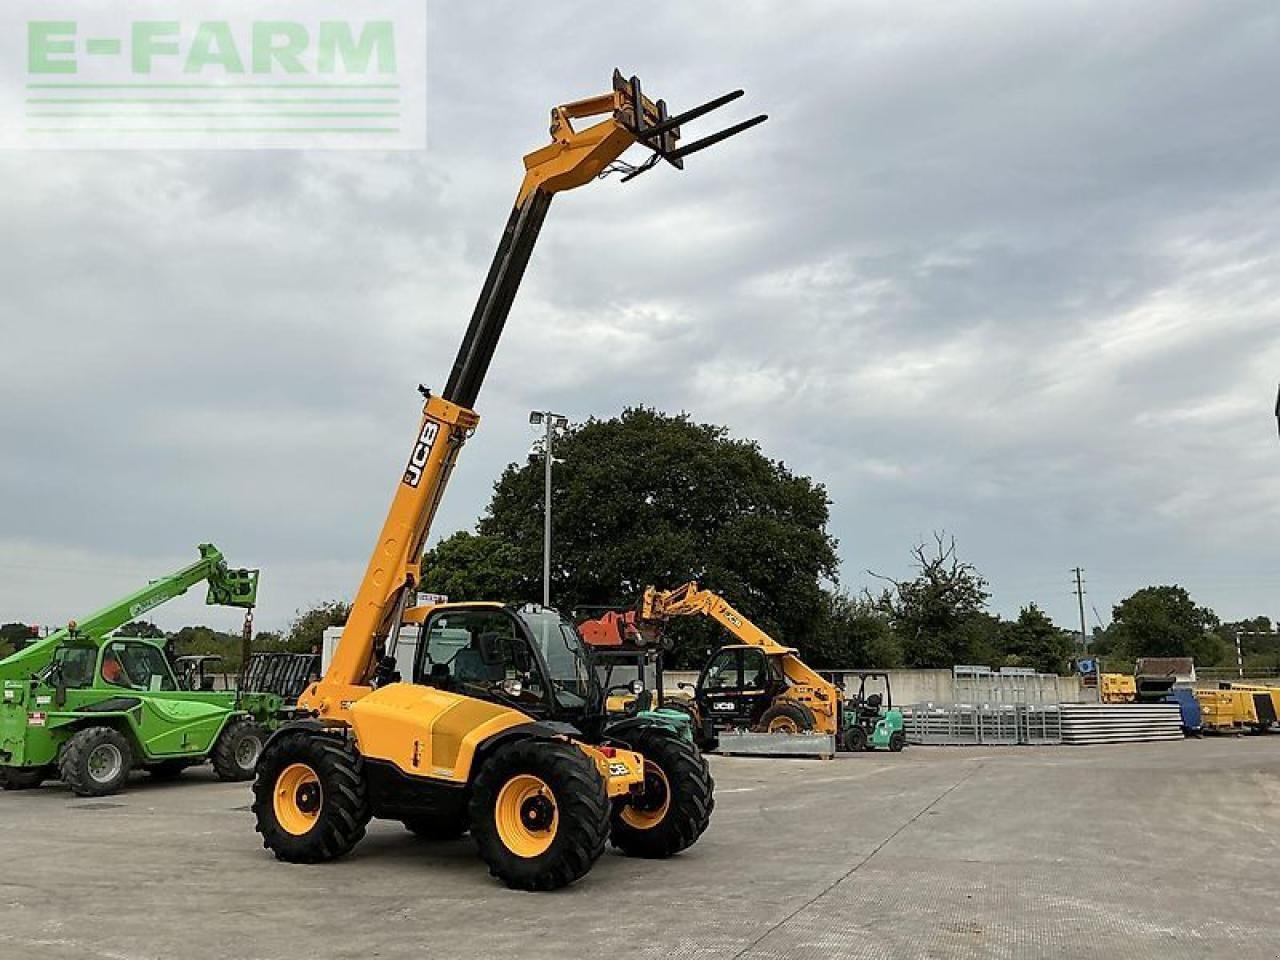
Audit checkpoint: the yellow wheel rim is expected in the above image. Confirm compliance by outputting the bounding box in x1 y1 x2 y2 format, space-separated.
273 763 322 836
620 760 671 831
494 774 558 858
768 715 799 733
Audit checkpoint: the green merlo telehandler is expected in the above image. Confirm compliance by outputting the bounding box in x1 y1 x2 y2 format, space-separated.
0 544 283 796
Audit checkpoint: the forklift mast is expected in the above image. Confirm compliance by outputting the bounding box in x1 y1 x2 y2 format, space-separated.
314 72 765 704
0 543 258 682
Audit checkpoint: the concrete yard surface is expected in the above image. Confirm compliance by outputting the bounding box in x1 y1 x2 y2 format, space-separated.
2 738 1278 959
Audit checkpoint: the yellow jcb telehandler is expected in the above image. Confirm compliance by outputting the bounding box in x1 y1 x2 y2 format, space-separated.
249 72 764 890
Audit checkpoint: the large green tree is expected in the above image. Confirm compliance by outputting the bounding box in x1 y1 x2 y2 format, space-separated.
422 408 838 667
284 601 351 653
805 591 903 669
999 603 1076 674
1110 585 1222 664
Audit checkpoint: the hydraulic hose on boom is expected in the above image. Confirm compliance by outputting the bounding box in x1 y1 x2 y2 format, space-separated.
310 70 766 710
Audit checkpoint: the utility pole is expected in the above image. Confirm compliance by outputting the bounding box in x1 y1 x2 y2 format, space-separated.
1072 567 1088 652
528 410 569 608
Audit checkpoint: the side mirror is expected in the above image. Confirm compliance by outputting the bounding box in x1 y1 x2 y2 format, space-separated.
629 679 646 696
501 677 524 698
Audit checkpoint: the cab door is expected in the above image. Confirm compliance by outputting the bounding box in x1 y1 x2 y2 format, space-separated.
696 647 775 728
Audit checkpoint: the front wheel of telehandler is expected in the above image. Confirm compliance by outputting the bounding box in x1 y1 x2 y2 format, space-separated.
212 719 268 781
252 730 371 864
59 726 133 797
610 727 714 859
469 739 610 891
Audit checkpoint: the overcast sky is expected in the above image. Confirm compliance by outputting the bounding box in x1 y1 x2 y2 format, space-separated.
2 1 1278 640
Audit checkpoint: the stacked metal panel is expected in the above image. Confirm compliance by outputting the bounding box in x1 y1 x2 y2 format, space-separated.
900 703 1063 746
1058 703 1184 744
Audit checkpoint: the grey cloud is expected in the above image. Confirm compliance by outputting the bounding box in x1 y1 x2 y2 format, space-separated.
2 0 1278 636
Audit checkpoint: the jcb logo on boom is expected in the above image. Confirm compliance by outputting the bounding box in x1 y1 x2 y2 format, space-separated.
403 420 440 488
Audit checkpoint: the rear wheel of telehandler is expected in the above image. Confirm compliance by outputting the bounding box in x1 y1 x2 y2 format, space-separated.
59 726 132 797
402 815 468 841
469 739 610 891
610 727 714 859
252 730 371 863
1 765 50 790
757 701 814 734
212 719 268 781
889 730 906 752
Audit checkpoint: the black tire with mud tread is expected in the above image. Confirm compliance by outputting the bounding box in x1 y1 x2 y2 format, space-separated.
1 765 50 790
59 726 133 797
842 725 868 752
756 701 815 734
402 815 469 841
252 730 371 863
211 719 267 781
609 726 714 858
469 739 610 891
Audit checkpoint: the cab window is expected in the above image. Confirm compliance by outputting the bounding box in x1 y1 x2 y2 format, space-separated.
47 645 97 688
741 648 770 690
102 642 178 691
415 610 547 708
702 649 740 691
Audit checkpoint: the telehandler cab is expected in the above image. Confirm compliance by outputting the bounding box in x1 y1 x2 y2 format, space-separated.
251 71 764 891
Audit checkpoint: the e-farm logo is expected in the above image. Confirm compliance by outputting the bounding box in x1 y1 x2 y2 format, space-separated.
4 1 425 149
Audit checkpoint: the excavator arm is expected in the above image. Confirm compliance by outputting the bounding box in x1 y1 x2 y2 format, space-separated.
312 72 766 704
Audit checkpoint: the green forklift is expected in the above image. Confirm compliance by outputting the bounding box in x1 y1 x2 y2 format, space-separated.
0 544 284 796
823 670 907 753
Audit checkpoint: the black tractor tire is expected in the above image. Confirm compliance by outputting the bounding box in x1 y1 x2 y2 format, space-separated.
609 726 714 859
756 701 815 735
252 730 371 864
59 726 133 797
842 725 868 753
211 719 267 781
889 730 907 752
1 765 50 790
146 759 197 780
402 814 469 841
469 738 610 891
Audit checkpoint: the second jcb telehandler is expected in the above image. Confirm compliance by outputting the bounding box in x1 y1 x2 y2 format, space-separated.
251 71 764 890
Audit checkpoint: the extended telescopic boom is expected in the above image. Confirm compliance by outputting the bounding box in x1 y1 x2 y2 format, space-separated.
313 71 765 703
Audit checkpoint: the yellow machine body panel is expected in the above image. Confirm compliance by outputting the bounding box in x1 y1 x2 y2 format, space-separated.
345 683 645 795
1194 688 1260 730
349 683 532 782
1099 673 1137 703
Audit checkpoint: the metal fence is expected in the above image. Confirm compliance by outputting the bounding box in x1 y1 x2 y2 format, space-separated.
901 702 1063 746
902 667 1065 746
901 701 1070 747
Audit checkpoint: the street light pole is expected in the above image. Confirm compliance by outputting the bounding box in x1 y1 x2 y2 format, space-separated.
529 410 568 608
